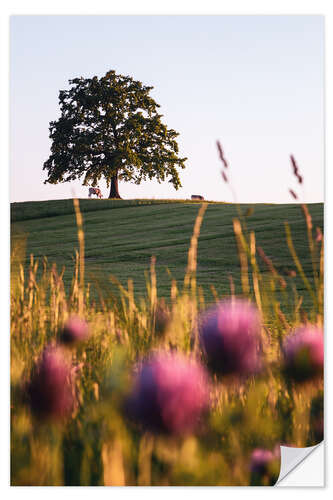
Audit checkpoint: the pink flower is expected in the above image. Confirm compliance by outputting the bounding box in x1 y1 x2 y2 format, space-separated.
60 316 89 345
283 326 323 382
27 346 74 420
199 299 262 376
250 448 275 475
126 351 209 435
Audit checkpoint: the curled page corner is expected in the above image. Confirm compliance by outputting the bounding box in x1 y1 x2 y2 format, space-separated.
276 442 324 485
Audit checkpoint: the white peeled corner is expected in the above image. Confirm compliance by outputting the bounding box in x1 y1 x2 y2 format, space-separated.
276 441 324 486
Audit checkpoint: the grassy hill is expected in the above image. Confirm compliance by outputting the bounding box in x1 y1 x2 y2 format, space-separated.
11 198 323 311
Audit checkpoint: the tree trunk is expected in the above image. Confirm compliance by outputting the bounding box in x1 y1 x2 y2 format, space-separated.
109 172 122 199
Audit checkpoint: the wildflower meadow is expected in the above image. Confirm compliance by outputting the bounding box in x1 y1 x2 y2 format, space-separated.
10 155 324 486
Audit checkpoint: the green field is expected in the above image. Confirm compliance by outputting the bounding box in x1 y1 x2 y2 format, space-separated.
11 198 323 313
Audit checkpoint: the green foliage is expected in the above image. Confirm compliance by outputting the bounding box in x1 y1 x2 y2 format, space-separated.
43 71 187 195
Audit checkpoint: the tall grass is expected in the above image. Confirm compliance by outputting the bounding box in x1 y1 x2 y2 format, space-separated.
10 192 323 486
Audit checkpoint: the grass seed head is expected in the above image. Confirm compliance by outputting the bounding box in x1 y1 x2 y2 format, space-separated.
154 298 171 337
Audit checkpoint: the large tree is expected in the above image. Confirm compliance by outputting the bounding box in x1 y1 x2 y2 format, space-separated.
43 70 187 198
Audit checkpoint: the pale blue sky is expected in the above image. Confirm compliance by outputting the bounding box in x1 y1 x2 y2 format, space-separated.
10 15 324 203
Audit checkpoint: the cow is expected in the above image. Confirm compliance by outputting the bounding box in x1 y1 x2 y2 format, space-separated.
191 195 204 201
88 187 102 199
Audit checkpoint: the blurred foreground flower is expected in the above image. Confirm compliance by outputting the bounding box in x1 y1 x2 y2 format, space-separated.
199 299 262 376
27 346 74 421
126 351 209 435
60 316 89 346
282 326 323 383
250 448 280 486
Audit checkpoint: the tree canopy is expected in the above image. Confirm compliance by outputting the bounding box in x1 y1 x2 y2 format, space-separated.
43 70 187 198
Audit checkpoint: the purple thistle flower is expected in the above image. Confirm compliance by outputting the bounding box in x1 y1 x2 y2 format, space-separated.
60 316 89 345
250 448 275 475
27 346 74 421
126 351 209 435
282 326 324 382
198 299 262 376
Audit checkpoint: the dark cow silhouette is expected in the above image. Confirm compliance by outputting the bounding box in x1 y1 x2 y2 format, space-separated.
191 195 204 201
88 187 102 199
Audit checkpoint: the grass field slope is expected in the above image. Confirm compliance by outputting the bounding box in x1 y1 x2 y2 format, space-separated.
11 198 323 312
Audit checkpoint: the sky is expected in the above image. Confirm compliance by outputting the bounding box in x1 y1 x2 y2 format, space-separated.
10 15 324 203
